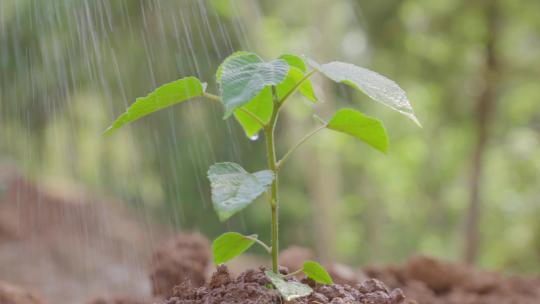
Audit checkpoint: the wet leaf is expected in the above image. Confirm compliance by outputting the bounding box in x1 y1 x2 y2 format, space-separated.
306 58 420 126
327 108 389 153
219 53 289 118
216 51 252 83
208 162 274 221
233 65 317 139
265 271 313 301
212 232 256 264
302 261 334 285
104 77 206 135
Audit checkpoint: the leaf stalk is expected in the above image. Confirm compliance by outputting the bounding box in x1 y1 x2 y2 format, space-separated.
276 124 327 170
244 235 272 253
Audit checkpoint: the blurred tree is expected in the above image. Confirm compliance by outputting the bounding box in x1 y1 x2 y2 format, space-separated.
465 0 500 265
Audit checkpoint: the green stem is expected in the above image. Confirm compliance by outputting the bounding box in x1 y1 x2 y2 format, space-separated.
266 86 280 273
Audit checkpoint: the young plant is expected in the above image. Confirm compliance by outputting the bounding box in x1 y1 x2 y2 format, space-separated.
105 52 419 299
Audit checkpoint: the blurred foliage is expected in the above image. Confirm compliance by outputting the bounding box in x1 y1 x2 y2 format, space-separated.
1 0 539 272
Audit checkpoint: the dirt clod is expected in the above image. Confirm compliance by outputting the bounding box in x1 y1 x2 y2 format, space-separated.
149 232 210 299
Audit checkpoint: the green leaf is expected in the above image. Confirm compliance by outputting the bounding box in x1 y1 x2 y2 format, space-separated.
277 66 317 103
233 87 273 138
104 77 205 135
327 108 389 153
265 271 313 301
219 53 289 118
279 54 307 72
302 261 334 285
306 58 420 126
233 58 317 138
207 162 274 221
216 51 252 83
212 232 256 264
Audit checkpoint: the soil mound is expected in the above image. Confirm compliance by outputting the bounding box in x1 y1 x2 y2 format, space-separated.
162 265 408 304
149 232 211 299
0 172 167 304
0 281 45 304
366 255 540 304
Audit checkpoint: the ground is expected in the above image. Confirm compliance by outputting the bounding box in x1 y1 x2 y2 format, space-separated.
1 169 539 303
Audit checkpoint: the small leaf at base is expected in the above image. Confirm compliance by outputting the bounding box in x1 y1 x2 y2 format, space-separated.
302 261 334 285
212 232 256 264
265 271 313 301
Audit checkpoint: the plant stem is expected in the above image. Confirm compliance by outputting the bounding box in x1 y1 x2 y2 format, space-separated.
276 124 327 170
266 86 280 273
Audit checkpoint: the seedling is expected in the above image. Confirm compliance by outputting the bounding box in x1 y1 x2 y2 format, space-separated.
105 52 419 299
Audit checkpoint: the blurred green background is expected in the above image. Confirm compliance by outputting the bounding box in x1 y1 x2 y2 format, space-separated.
1 0 539 273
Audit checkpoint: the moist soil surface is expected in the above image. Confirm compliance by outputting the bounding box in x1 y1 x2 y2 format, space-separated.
162 265 407 304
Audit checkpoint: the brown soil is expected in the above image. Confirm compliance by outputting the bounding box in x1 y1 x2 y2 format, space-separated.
86 295 147 304
0 281 45 304
149 232 211 299
366 255 540 304
0 171 168 304
162 265 407 304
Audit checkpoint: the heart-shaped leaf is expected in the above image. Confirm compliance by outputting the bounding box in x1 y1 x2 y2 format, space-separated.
302 261 334 285
223 53 316 138
233 65 318 139
208 162 274 221
265 271 313 301
220 53 289 118
306 58 420 126
327 108 389 153
216 51 252 83
104 76 206 135
212 232 256 264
